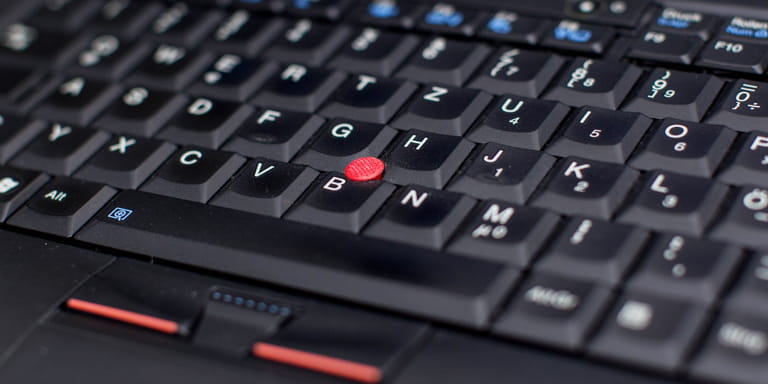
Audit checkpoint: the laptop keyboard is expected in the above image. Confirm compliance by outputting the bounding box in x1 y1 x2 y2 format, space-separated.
1 0 768 383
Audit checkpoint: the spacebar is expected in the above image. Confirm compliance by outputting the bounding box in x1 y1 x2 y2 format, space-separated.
75 190 517 329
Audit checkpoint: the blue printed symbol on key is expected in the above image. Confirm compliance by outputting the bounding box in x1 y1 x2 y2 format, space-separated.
487 12 517 34
425 4 464 27
293 0 316 9
554 21 592 43
108 207 133 222
368 0 399 19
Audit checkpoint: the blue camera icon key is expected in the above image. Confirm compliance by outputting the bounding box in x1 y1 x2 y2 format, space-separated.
107 207 134 222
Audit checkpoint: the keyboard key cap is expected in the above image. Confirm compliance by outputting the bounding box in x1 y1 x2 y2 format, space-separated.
223 109 324 162
285 0 352 20
0 166 49 222
286 173 395 233
354 0 425 29
718 132 768 187
546 107 652 163
536 218 649 285
365 185 474 249
626 30 704 65
8 178 115 237
251 64 345 112
205 10 284 56
727 253 768 316
390 85 492 136
629 119 736 176
0 114 45 164
618 171 728 235
721 16 768 43
11 123 109 176
544 59 642 109
588 292 708 373
418 3 483 36
320 74 417 124
712 186 768 249
147 3 223 47
75 135 176 189
381 129 474 188
397 37 491 87
158 97 254 148
90 0 163 39
27 0 100 32
542 20 615 55
129 44 213 91
95 86 188 137
623 68 724 121
210 158 317 217
190 55 277 103
294 119 397 172
329 28 420 76
653 8 718 39
467 95 569 150
0 23 82 68
468 48 564 97
697 39 768 74
447 143 554 203
706 80 768 133
140 146 245 203
493 273 612 350
628 235 742 305
0 66 48 112
532 157 638 219
68 34 150 81
265 19 350 67
447 201 558 266
478 11 548 45
35 76 121 126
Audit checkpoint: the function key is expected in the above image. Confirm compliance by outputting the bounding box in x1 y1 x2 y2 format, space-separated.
89 0 163 39
626 30 705 65
543 58 641 109
147 2 223 47
26 0 100 32
653 8 719 39
397 37 491 87
354 0 425 29
478 11 549 45
711 186 768 249
542 20 615 55
128 44 213 91
468 48 564 97
707 80 768 132
390 85 492 136
68 34 150 81
250 63 345 112
204 10 285 57
223 108 324 161
264 19 351 67
329 28 420 76
718 132 768 187
417 3 484 36
285 0 351 20
721 16 768 43
697 39 768 74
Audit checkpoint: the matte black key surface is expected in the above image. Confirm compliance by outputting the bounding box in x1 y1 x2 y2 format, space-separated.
35 76 121 126
68 35 150 81
0 66 46 111
628 235 742 305
618 171 728 236
417 3 483 36
546 107 651 163
8 177 115 237
381 129 474 188
128 44 213 91
75 136 176 189
622 68 724 121
0 114 45 163
365 185 475 249
727 253 768 316
190 55 277 103
147 3 223 46
697 39 768 74
626 30 704 65
691 309 768 384
95 86 188 137
588 292 708 373
653 8 718 39
223 109 324 162
77 190 517 328
286 173 395 233
205 11 284 56
294 119 396 172
544 59 641 110
0 23 82 68
468 48 564 97
320 74 417 124
533 157 638 219
718 132 768 187
536 218 649 285
0 166 48 222
478 11 548 45
158 97 253 148
329 28 420 76
711 186 768 249
706 80 768 133
629 119 736 177
397 37 491 87
11 123 109 176
448 143 554 203
27 0 100 31
448 201 558 267
467 95 569 150
390 85 492 136
251 64 345 112
493 273 612 350
264 19 350 67
210 158 317 217
285 0 352 20
90 0 163 39
542 20 615 54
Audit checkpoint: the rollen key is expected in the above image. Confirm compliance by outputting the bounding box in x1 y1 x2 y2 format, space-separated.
189 55 278 103
532 157 639 220
697 39 768 74
718 132 768 187
447 200 559 267
10 123 109 176
390 84 492 136
543 58 641 110
618 170 728 236
75 135 176 189
535 218 649 285
626 30 704 65
0 166 49 222
365 185 475 249
381 129 474 188
396 37 491 87
0 113 45 164
140 146 245 203
158 97 254 148
264 19 350 67
468 47 564 97
329 28 420 76
128 44 213 91
705 79 768 133
94 86 188 137
320 74 417 124
629 118 736 177
447 142 555 203
294 119 397 173
711 186 768 249
8 177 115 237
622 68 724 121
286 173 395 233
34 76 122 126
467 95 569 150
210 158 318 217
250 63 345 113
